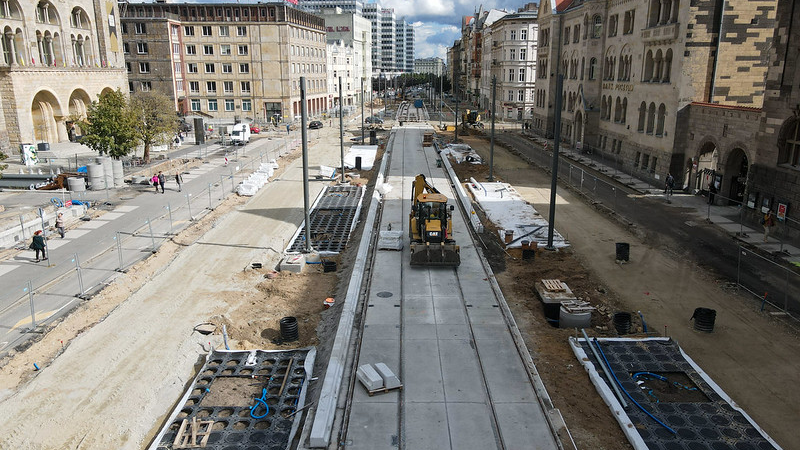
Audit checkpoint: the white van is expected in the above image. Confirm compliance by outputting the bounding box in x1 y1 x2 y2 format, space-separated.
230 123 251 145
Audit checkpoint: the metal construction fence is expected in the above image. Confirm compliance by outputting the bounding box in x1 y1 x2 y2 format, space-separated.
1 140 296 356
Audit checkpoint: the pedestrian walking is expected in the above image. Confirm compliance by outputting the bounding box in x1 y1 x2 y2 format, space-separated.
175 172 183 192
151 174 159 193
708 181 717 204
286 124 291 135
55 212 65 238
30 230 47 262
762 210 776 242
664 173 675 196
158 171 166 193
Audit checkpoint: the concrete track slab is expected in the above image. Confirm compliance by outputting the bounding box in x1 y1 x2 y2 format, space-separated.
364 302 401 325
112 205 138 212
345 402 399 450
0 265 19 277
362 323 400 341
446 402 499 450
99 212 124 221
402 338 445 402
433 305 468 324
439 339 487 402
404 402 451 449
495 402 559 449
64 229 91 238
464 307 506 324
76 220 109 230
476 340 537 403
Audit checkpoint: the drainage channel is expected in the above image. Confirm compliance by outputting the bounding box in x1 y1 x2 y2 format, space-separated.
287 185 364 254
149 348 315 450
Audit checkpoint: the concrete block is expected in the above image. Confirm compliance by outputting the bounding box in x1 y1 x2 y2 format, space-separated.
279 253 305 273
356 364 383 391
373 362 402 389
377 230 403 250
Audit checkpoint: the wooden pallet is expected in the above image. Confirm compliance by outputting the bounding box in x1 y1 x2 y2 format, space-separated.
542 279 565 292
367 384 403 397
173 417 215 448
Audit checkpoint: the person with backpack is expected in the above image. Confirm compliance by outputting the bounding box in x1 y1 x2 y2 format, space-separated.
762 210 776 242
175 172 183 192
664 173 675 196
157 171 166 193
151 174 159 193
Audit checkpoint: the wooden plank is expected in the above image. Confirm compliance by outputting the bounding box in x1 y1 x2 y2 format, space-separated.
542 279 565 292
173 419 189 448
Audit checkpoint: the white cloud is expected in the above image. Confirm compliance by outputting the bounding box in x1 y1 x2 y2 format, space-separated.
378 0 455 19
412 22 459 60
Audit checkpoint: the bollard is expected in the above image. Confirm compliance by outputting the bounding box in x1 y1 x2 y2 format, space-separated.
208 183 213 209
166 203 173 233
19 214 26 240
73 254 86 297
147 218 156 253
186 194 193 220
25 280 36 330
115 232 124 271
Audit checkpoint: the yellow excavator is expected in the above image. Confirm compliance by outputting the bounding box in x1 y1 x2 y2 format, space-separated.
409 174 461 267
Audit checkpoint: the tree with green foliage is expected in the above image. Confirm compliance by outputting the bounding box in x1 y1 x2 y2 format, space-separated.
0 150 8 178
128 91 179 164
79 89 138 158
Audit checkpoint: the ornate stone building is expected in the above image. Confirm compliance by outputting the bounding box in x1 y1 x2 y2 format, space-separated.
533 0 777 189
0 0 127 154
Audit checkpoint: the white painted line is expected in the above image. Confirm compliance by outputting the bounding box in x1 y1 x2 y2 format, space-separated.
114 205 139 213
0 264 20 277
77 220 110 230
100 212 124 221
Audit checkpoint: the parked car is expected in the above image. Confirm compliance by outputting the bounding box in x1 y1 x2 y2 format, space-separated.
250 125 260 134
365 116 384 124
308 120 323 129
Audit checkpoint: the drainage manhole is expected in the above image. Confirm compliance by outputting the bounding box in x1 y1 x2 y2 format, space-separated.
377 292 393 298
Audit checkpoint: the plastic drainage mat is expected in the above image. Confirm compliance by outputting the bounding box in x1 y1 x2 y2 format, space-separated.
288 185 364 254
570 337 781 450
149 348 316 450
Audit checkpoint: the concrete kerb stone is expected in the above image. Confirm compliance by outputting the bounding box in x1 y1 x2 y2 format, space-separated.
306 128 393 448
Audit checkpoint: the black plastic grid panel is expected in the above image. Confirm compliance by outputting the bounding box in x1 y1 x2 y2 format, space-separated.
154 349 310 450
578 339 778 450
288 185 363 253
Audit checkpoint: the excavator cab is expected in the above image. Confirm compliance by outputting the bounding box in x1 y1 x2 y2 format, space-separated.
409 175 461 267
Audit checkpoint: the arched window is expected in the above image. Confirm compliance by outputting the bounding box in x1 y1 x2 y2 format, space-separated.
70 7 91 29
644 50 654 82
654 49 663 82
648 0 661 27
36 1 59 25
588 58 597 80
637 102 646 131
574 24 580 43
583 14 589 39
646 102 656 134
656 103 666 136
663 49 673 83
592 15 602 38
580 57 585 80
614 97 622 122
0 0 23 20
606 96 612 119
621 98 628 124
601 96 607 120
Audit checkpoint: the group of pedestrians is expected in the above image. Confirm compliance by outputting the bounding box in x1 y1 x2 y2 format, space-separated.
150 171 183 194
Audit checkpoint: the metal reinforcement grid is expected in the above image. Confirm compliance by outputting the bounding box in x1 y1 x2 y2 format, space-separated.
151 348 313 450
288 185 363 254
577 339 778 450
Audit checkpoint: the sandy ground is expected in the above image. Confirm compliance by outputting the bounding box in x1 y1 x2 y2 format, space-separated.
452 132 800 450
0 128 351 449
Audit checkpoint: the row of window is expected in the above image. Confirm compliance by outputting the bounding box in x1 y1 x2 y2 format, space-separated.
188 80 251 94
503 68 527 83
190 98 252 112
505 89 528 102
542 48 672 83
290 45 324 59
506 48 528 61
506 29 529 41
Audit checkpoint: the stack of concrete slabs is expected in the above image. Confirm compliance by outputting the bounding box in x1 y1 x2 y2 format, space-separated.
288 185 365 254
570 337 781 450
149 348 316 450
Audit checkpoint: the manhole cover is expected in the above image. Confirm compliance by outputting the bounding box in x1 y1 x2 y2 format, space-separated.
377 291 393 298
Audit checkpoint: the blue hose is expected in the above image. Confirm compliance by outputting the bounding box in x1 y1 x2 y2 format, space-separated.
593 338 676 434
638 311 648 333
250 388 269 419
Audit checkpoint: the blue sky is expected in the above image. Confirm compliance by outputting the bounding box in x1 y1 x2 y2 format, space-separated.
375 0 515 60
